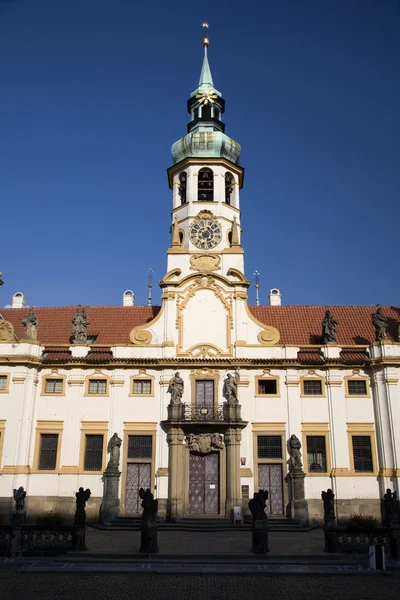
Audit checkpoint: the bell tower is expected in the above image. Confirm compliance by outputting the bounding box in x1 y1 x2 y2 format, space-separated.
167 25 245 279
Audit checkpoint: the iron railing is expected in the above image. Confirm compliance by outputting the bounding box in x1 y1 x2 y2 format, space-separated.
183 403 225 421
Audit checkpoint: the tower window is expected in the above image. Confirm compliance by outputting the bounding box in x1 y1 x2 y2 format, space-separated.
225 173 234 204
201 104 211 120
214 108 220 120
178 172 187 204
198 168 214 201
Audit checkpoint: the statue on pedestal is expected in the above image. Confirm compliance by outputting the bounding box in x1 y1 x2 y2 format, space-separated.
321 310 338 344
168 372 184 405
107 433 122 470
321 489 335 521
383 488 399 526
372 307 388 342
223 372 239 405
75 487 91 519
21 308 38 340
287 434 303 471
71 306 90 344
13 487 26 513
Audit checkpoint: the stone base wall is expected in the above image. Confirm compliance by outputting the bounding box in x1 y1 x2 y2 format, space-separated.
0 496 102 524
307 498 382 525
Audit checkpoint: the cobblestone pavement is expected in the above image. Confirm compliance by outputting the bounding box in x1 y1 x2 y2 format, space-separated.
0 566 399 600
86 527 326 555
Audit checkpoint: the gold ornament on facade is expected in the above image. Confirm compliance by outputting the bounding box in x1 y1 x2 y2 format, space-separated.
129 328 153 345
189 254 221 273
0 320 15 342
257 326 280 346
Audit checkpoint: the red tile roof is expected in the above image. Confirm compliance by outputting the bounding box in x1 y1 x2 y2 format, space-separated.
0 305 398 347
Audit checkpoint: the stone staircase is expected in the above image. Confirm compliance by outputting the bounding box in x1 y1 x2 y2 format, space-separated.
92 515 311 532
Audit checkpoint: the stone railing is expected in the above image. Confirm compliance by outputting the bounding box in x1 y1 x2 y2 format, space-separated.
0 524 76 556
336 529 391 553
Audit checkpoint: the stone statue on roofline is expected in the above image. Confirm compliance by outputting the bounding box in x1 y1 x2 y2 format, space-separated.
372 307 388 342
21 307 38 340
321 310 338 344
71 306 90 344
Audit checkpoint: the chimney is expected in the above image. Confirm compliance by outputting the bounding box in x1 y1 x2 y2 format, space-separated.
123 290 135 307
269 288 281 306
12 292 26 309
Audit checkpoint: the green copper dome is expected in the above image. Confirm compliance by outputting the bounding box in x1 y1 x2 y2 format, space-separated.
171 33 241 165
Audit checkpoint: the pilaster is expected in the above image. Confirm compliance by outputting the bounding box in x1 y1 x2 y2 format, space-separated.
225 427 242 515
166 427 185 520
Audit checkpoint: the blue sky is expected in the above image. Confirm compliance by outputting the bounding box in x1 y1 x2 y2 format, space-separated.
1 0 399 307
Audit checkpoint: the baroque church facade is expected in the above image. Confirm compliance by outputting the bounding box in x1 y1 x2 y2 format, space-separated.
0 32 399 523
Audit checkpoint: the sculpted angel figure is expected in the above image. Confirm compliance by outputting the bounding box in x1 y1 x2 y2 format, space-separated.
168 372 184 405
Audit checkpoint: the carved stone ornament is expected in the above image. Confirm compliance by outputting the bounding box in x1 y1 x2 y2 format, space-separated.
71 306 89 344
187 344 222 358
0 320 15 342
21 307 39 340
190 253 221 273
257 326 280 346
186 433 224 453
130 327 152 345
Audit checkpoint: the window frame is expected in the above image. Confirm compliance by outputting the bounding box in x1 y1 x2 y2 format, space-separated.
83 433 105 472
255 376 280 398
122 423 157 513
300 376 325 398
302 423 331 476
84 374 110 397
129 375 155 398
347 423 378 476
0 373 10 394
33 421 63 473
41 375 66 396
252 424 286 493
79 422 108 474
345 376 370 398
257 435 283 459
197 167 214 202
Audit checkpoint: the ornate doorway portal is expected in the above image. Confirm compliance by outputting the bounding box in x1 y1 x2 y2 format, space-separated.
258 464 284 515
189 452 219 514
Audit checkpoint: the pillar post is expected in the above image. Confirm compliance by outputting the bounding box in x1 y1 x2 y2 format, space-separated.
225 427 242 517
166 427 184 520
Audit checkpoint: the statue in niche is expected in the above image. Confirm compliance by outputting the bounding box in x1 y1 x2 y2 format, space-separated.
21 307 38 340
287 434 303 471
168 371 184 405
106 433 122 470
71 306 90 344
372 307 388 342
13 486 26 512
321 310 338 344
223 371 239 405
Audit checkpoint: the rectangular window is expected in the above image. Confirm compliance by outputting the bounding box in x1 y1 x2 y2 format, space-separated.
303 380 323 395
84 434 104 471
241 485 249 499
347 380 367 396
44 379 64 394
127 435 152 459
38 433 59 470
352 435 373 472
257 379 278 395
257 435 282 459
133 380 152 395
306 436 327 472
88 379 107 395
0 376 7 391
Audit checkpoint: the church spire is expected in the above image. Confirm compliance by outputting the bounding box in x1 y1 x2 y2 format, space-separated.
198 23 213 89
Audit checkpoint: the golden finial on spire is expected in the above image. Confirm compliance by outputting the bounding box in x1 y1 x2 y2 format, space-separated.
201 21 210 47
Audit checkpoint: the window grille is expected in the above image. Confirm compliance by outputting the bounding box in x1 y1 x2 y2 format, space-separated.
45 378 63 394
88 379 107 394
258 379 278 395
225 173 234 204
133 380 152 395
303 380 323 395
84 434 104 471
352 436 373 472
0 376 7 391
257 436 282 459
128 435 152 459
348 380 367 395
38 434 58 470
306 436 327 472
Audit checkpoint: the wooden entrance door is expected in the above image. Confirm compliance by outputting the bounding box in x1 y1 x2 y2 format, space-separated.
258 464 284 515
125 463 151 514
189 452 219 514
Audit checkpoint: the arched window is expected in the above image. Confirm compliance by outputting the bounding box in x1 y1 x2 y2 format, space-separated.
228 230 233 246
225 172 234 204
198 168 214 201
214 108 220 121
202 104 211 120
193 108 199 120
179 230 184 245
178 172 187 204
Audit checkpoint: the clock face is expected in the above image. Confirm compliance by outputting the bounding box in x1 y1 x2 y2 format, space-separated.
190 219 222 250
